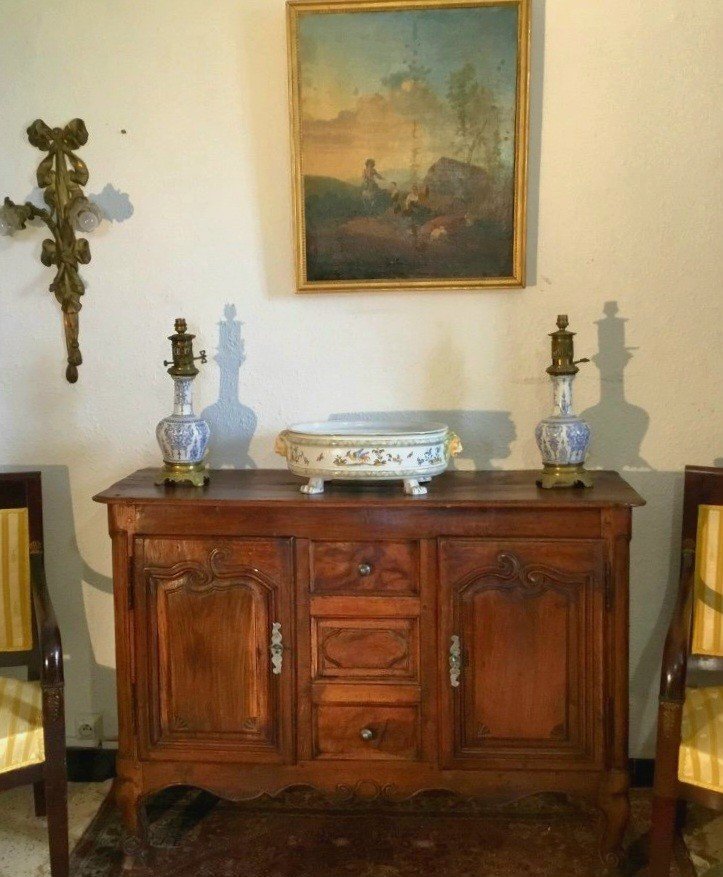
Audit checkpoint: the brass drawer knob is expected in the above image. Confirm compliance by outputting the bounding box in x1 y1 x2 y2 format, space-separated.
360 727 374 742
358 562 372 576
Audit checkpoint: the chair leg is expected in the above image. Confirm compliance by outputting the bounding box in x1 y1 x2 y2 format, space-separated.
34 780 46 817
649 699 684 877
45 766 69 877
41 686 69 877
649 794 677 877
675 799 688 832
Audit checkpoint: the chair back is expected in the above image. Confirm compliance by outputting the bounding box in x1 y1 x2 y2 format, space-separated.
684 467 723 658
0 473 42 655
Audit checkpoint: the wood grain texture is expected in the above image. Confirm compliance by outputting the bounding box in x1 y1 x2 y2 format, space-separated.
134 538 294 763
310 541 418 595
314 704 420 761
312 617 418 681
95 468 644 509
439 540 604 769
95 467 644 868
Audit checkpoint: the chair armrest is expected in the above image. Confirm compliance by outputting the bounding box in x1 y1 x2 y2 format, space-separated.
29 553 64 689
659 545 696 702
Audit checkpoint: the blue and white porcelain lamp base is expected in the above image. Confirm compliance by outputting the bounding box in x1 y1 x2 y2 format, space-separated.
154 320 210 488
535 315 593 490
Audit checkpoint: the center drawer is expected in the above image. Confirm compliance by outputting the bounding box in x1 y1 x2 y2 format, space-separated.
310 541 418 594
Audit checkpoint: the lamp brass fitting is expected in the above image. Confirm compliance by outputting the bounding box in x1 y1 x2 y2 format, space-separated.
163 318 207 378
546 314 589 376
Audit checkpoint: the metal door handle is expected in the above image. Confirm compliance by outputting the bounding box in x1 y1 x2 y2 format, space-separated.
360 727 374 741
358 563 372 576
449 635 461 688
270 622 283 675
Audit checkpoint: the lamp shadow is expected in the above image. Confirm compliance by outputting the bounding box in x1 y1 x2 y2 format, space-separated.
580 301 650 471
576 302 686 756
329 410 516 470
200 305 257 469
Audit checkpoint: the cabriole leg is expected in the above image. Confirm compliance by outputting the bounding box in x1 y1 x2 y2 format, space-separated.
115 776 153 874
597 768 630 876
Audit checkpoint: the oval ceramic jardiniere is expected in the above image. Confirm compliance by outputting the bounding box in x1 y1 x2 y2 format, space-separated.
275 421 463 495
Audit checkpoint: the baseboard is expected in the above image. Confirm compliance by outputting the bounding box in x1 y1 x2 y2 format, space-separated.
67 746 117 783
66 749 656 789
629 758 655 788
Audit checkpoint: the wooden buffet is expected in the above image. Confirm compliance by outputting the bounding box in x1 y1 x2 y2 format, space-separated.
95 468 644 872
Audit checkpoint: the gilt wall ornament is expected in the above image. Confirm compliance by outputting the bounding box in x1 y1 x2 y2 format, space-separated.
0 119 103 382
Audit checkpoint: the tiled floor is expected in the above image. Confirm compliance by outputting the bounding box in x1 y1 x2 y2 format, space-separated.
0 781 111 877
0 783 722 876
684 805 723 876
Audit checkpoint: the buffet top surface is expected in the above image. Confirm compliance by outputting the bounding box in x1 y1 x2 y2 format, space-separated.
94 468 645 509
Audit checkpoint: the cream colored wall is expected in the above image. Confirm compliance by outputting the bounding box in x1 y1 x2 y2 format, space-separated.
0 0 720 756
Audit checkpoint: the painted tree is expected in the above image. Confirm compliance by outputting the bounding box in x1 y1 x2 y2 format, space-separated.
447 63 500 169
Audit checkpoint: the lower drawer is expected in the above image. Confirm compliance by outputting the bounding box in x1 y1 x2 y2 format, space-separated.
314 704 420 761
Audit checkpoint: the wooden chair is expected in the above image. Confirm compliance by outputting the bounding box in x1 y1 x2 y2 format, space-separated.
650 465 723 875
0 472 68 877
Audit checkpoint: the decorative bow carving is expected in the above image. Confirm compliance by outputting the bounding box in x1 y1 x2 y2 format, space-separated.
3 119 98 382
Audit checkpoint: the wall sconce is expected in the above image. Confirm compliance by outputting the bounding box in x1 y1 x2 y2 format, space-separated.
1 119 102 383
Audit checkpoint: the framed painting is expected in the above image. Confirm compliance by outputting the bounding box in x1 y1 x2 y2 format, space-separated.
287 0 530 292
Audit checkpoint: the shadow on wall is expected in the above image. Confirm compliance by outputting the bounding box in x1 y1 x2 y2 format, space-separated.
200 305 257 468
89 184 134 223
1 184 134 297
581 301 650 470
578 301 688 757
0 465 115 736
24 183 134 223
329 411 516 470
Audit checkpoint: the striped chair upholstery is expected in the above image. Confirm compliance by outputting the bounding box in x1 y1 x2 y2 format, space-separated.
0 505 44 774
679 505 723 791
0 507 32 653
0 676 44 774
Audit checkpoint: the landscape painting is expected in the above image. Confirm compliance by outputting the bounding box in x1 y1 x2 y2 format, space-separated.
288 0 530 291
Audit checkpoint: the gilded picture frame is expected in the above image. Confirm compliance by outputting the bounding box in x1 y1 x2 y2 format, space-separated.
287 0 530 292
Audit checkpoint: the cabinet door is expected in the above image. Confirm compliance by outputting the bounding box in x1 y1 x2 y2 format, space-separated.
439 540 604 770
134 537 293 763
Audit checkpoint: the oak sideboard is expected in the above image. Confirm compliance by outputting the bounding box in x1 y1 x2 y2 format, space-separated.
95 468 644 873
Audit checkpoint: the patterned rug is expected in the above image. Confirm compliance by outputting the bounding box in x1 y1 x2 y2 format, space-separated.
70 787 691 877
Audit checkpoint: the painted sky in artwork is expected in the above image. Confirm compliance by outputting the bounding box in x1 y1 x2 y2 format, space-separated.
298 5 519 183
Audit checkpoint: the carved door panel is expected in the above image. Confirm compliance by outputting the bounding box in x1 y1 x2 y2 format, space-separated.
439 540 605 769
134 538 293 762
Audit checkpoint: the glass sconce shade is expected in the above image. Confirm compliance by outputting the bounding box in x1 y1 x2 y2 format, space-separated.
0 203 23 236
68 197 102 233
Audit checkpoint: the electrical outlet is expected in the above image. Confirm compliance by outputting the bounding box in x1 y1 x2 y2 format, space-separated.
75 713 103 745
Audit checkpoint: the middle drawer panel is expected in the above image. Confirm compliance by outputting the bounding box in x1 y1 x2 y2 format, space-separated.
311 615 420 682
